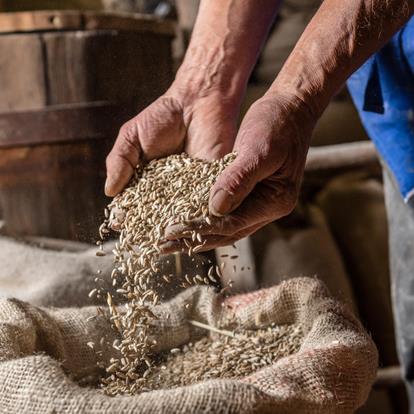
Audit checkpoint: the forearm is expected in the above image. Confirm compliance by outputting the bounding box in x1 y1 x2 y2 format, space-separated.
269 0 414 116
174 0 281 104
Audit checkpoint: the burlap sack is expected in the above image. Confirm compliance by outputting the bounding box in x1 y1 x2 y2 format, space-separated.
316 173 396 367
251 205 357 311
0 277 377 413
0 236 209 307
0 236 114 307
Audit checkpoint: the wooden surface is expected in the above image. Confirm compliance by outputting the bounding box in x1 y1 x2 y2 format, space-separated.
0 17 174 240
374 366 403 389
0 34 46 111
0 0 101 12
0 102 135 147
0 30 173 111
0 141 112 241
306 141 378 172
0 10 175 35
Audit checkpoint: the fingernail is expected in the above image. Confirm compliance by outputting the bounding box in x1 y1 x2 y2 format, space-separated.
104 178 113 197
210 189 233 216
105 176 120 197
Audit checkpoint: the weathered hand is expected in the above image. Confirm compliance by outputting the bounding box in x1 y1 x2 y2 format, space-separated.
105 85 239 197
162 93 316 252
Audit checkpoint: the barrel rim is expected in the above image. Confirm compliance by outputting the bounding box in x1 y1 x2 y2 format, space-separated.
0 10 176 36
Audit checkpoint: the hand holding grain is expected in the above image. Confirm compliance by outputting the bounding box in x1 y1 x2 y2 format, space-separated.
162 93 316 252
105 89 238 197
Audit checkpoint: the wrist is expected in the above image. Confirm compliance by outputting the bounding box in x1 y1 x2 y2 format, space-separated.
170 62 247 106
262 84 320 130
171 44 250 107
171 0 277 106
266 0 412 119
267 70 334 121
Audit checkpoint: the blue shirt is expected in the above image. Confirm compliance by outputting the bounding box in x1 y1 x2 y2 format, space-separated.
347 16 414 202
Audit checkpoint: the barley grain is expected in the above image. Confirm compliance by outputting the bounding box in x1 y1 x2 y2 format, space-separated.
98 153 236 396
143 324 303 391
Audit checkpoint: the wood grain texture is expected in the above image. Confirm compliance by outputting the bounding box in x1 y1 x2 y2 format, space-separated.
0 15 174 240
42 30 172 107
0 34 46 111
0 140 112 241
0 102 135 147
0 10 175 35
0 0 101 12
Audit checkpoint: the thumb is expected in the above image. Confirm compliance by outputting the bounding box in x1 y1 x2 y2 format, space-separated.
209 152 265 216
105 122 141 197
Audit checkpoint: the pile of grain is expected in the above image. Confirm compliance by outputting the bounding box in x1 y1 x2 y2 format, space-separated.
144 323 303 390
96 153 236 395
95 152 306 397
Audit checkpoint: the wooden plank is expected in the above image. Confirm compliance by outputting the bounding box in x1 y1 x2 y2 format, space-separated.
83 11 176 36
1 0 101 12
42 30 172 108
374 366 403 389
0 102 135 147
0 12 174 240
0 10 83 32
43 30 147 105
0 140 111 241
0 10 175 36
0 34 46 111
305 141 378 172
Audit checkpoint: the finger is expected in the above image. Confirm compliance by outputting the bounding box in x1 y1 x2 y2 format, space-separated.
209 98 296 217
167 179 295 239
105 121 141 197
164 218 272 251
159 237 222 255
209 137 280 217
208 154 257 217
220 178 296 229
105 97 186 197
165 216 235 239
160 221 270 255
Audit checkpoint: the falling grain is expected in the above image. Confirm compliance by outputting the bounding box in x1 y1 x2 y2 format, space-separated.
98 153 236 396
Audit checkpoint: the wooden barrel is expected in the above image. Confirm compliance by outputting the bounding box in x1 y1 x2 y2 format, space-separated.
0 10 175 241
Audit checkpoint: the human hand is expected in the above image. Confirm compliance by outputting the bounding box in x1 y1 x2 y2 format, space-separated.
104 82 240 197
161 92 317 253
104 0 282 198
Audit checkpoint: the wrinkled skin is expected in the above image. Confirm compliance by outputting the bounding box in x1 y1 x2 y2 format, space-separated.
106 86 315 253
161 95 315 253
105 0 413 252
105 92 238 197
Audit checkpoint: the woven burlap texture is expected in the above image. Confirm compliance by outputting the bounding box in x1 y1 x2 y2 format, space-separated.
0 236 206 307
0 277 377 414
